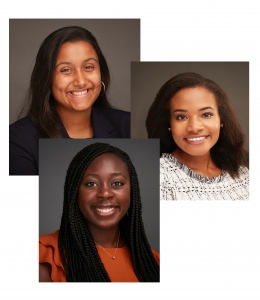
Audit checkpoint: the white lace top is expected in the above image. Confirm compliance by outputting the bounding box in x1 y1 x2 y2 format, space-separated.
160 153 249 200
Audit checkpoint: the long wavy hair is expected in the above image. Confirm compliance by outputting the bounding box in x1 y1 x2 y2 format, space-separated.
19 26 111 138
58 142 159 282
146 72 249 178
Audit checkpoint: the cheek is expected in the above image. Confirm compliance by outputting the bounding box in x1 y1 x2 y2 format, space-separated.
92 73 102 88
77 190 92 212
211 121 221 135
126 189 131 209
170 121 183 140
118 188 131 210
52 75 69 89
51 77 63 97
125 196 131 210
214 128 221 141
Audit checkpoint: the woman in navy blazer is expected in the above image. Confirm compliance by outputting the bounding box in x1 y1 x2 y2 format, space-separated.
9 26 130 175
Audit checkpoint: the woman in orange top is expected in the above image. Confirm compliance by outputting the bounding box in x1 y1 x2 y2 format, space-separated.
39 142 159 282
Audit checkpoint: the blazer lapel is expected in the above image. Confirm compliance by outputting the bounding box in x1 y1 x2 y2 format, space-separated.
92 105 117 138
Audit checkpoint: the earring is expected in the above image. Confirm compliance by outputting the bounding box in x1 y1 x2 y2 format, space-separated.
101 81 106 92
220 124 223 127
168 128 171 131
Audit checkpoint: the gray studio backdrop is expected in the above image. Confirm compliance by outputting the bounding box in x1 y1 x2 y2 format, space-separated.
131 62 249 151
39 139 160 252
9 19 140 124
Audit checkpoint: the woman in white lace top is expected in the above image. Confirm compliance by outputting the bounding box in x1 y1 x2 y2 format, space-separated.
146 72 249 200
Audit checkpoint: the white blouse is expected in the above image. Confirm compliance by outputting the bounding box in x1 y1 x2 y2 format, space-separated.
160 153 249 200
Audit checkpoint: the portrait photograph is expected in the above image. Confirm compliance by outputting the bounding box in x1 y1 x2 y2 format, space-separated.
39 138 160 282
131 62 249 200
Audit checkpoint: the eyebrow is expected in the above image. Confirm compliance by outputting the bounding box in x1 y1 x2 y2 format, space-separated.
172 107 215 113
83 172 127 179
56 57 98 68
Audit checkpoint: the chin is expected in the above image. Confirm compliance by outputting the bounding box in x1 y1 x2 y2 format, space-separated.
182 147 211 157
71 104 94 112
94 218 121 229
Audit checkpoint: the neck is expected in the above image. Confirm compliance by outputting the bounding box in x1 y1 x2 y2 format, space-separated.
172 148 221 178
56 106 93 138
89 226 124 248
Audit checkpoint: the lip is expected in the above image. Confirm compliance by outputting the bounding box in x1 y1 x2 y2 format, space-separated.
184 135 209 144
91 205 119 217
67 89 92 97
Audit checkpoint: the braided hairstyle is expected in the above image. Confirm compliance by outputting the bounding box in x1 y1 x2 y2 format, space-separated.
58 142 159 282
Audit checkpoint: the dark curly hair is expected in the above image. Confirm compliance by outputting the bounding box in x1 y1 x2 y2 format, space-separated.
58 142 159 282
19 26 111 138
146 72 249 178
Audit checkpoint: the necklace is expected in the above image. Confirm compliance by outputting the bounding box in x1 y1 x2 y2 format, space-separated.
94 232 120 260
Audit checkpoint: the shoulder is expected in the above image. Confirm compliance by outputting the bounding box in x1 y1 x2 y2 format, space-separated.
226 165 249 189
160 153 179 175
10 116 38 143
9 117 39 175
151 248 160 265
39 231 60 261
96 106 130 122
160 153 175 165
39 230 66 282
92 105 130 138
10 116 37 134
223 166 249 184
238 165 249 177
9 117 38 139
160 154 186 200
39 230 59 246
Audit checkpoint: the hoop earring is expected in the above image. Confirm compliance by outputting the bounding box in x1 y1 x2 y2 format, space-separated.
101 81 106 92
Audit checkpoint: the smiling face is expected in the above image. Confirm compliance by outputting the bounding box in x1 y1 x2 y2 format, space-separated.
78 153 131 232
169 86 222 157
52 40 101 114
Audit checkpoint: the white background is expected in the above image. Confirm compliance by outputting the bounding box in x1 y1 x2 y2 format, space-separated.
2 1 260 299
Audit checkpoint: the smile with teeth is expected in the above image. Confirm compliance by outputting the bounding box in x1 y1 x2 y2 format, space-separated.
95 207 115 213
185 136 207 141
70 89 88 96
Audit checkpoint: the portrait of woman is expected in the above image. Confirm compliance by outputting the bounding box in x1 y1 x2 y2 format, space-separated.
146 72 249 200
39 141 160 282
9 19 139 175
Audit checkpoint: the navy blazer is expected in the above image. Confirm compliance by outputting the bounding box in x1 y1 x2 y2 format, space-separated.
9 105 130 175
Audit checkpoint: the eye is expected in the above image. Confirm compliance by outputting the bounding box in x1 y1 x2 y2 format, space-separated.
202 112 213 118
175 114 187 121
112 181 124 187
60 68 72 74
84 65 94 71
85 182 97 187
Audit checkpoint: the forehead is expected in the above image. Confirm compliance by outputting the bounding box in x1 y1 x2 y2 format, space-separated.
84 153 129 174
170 86 218 109
56 40 98 61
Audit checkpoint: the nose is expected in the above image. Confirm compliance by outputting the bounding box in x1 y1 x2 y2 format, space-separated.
97 184 114 199
73 70 87 87
187 117 204 133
